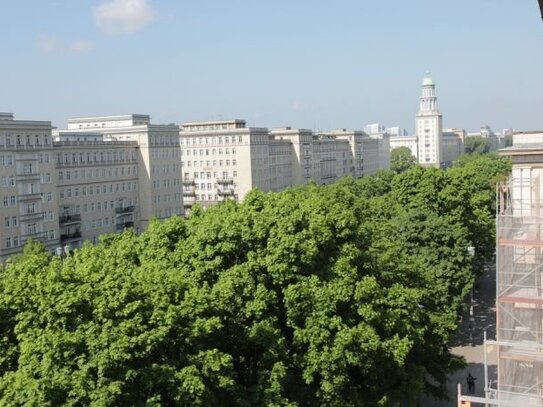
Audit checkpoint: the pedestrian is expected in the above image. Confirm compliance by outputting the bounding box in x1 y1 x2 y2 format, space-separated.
466 373 476 393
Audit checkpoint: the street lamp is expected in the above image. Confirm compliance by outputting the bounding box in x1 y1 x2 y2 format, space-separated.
467 246 475 343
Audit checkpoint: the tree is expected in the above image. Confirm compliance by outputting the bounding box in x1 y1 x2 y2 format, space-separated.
390 147 417 173
0 155 511 405
464 136 491 155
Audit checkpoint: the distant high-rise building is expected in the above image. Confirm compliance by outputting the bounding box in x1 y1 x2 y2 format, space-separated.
364 123 386 135
414 73 463 167
386 126 408 137
416 73 443 166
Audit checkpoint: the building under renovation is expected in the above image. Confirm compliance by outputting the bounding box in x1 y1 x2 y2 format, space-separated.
459 131 543 406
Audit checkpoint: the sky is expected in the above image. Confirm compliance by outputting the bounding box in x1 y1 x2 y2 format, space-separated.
1 0 542 134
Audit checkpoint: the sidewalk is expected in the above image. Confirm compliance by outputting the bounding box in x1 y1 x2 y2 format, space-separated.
420 263 496 406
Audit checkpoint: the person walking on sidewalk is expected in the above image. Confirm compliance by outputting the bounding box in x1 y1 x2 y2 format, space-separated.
466 373 476 393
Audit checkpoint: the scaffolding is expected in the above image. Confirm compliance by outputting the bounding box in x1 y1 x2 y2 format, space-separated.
458 176 543 406
494 176 543 406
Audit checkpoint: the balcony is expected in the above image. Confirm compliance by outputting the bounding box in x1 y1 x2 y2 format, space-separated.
59 214 82 224
16 172 40 181
116 221 134 231
217 188 235 196
182 178 195 186
60 231 82 241
20 211 45 221
21 231 48 245
115 205 135 214
183 189 196 197
216 178 234 185
18 192 42 202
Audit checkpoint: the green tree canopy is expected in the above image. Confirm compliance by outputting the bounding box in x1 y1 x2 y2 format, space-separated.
464 136 492 154
0 154 511 406
390 146 417 173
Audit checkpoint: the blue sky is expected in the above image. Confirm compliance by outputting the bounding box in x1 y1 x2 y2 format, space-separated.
1 1 542 133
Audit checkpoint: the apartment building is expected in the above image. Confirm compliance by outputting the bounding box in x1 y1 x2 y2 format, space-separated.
389 135 419 160
457 131 543 405
59 114 183 229
180 120 388 210
180 119 268 208
0 113 183 261
53 132 140 248
0 113 59 260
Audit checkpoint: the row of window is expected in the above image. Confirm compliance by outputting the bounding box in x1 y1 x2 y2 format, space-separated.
3 212 55 229
156 207 178 218
151 164 181 175
152 194 182 204
84 216 125 230
70 199 137 215
5 230 56 249
59 182 138 199
183 147 237 156
184 171 236 180
0 155 14 165
191 194 237 202
181 135 244 145
149 135 178 146
150 149 180 159
152 179 182 189
183 159 237 168
58 166 137 181
3 174 55 185
56 150 137 165
0 134 51 148
194 183 237 191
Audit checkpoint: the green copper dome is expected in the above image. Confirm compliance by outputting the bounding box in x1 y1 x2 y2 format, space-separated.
422 73 435 87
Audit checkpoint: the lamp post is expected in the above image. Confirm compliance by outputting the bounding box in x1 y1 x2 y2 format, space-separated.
467 246 475 343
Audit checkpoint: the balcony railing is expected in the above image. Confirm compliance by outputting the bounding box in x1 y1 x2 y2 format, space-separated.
115 205 135 214
61 231 82 241
116 221 134 231
182 178 195 186
20 211 45 221
216 178 234 185
21 231 48 244
16 172 41 180
183 189 196 197
18 192 42 202
59 214 82 224
217 189 235 196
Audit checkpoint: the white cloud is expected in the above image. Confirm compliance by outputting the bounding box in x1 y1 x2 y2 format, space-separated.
37 35 94 56
93 0 156 35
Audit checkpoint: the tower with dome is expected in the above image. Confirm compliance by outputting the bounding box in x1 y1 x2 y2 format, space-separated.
416 72 443 166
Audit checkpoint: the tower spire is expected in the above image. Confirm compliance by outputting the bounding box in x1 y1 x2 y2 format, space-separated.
419 72 437 113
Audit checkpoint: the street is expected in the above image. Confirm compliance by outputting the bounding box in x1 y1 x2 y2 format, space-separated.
420 262 497 406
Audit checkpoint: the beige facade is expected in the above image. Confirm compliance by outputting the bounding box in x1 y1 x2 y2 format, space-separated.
53 133 140 248
0 113 183 261
60 115 183 229
180 120 389 210
442 128 465 164
389 135 419 160
180 120 267 208
0 113 59 260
